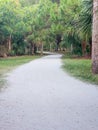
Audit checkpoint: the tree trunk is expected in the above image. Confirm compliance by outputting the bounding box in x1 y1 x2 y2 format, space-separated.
40 43 43 55
81 41 86 56
55 34 61 51
30 43 33 55
8 35 12 51
50 43 52 52
71 44 73 54
92 0 98 74
56 43 59 51
32 43 37 54
89 38 92 57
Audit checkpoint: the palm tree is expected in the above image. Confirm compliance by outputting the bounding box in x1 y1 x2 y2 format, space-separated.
79 0 93 56
92 0 98 74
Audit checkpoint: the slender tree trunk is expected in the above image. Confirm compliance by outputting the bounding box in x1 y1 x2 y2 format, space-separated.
37 47 39 52
32 43 37 54
56 43 59 51
92 0 98 74
81 41 86 56
89 38 92 57
32 43 34 55
50 43 52 52
30 43 33 55
41 43 43 55
71 44 73 54
8 35 12 51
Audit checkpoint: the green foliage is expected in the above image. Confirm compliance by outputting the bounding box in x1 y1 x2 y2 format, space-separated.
0 0 92 56
79 0 93 39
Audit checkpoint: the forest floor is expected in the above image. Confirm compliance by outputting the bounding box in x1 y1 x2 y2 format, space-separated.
0 54 98 130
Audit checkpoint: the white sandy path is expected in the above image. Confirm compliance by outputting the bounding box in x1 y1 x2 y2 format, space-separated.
0 54 98 130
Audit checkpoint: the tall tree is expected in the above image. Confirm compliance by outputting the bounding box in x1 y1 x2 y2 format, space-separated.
92 0 98 74
79 0 93 56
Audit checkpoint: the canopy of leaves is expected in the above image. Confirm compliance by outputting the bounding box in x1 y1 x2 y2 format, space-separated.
0 0 92 56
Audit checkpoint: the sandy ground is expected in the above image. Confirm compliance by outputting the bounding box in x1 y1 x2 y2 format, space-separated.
0 54 98 130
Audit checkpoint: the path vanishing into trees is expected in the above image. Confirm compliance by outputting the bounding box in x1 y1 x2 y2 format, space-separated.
0 54 98 130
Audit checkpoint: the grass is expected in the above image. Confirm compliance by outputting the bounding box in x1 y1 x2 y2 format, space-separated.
0 55 40 87
62 57 98 85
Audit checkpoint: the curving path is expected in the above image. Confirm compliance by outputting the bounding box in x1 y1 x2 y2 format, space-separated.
0 54 98 130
